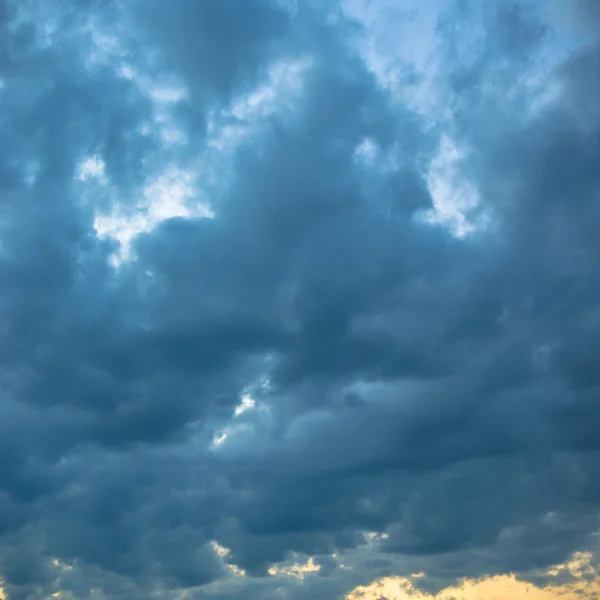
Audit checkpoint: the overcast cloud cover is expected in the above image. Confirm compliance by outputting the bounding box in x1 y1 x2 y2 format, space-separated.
1 0 600 598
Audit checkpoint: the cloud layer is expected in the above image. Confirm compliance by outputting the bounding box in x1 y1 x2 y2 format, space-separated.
0 0 599 598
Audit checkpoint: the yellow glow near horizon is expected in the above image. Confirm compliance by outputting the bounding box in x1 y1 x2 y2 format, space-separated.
1 551 597 599
346 552 599 600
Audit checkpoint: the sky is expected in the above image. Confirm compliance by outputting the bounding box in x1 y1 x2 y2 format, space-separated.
0 0 599 599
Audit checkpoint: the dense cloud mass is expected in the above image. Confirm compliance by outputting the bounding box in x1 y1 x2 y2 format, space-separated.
0 0 599 598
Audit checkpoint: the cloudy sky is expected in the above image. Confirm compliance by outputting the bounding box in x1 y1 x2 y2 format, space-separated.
1 0 600 599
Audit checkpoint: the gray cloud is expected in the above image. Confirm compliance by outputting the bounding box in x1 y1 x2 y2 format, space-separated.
0 0 599 598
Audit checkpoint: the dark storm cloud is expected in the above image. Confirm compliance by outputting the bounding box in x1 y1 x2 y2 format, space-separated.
572 0 600 35
131 0 289 101
1 0 600 599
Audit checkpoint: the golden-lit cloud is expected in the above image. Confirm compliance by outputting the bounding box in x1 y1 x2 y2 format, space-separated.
346 552 599 600
268 557 321 579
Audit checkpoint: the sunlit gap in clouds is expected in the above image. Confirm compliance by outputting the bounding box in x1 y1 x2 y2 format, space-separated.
85 160 213 267
344 0 487 239
345 0 576 241
420 134 487 237
210 374 272 450
210 398 257 449
353 132 487 238
78 48 313 268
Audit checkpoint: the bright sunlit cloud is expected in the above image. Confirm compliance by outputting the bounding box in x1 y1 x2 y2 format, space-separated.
93 166 213 266
422 134 487 237
346 552 600 600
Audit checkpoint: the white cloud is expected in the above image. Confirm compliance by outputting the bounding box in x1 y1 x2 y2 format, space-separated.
234 395 256 417
354 137 378 166
422 134 486 238
211 430 229 447
77 155 107 183
93 166 213 266
86 55 312 268
207 56 313 154
342 0 450 119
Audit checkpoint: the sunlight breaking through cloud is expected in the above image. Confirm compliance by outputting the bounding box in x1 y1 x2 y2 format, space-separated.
93 166 214 266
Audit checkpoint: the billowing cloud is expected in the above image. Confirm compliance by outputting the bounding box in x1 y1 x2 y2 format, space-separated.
0 0 599 599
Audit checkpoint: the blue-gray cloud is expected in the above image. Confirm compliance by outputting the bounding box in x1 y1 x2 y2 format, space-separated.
0 1 599 599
